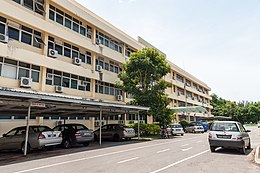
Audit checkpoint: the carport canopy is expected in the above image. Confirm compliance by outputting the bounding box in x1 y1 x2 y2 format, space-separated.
0 87 149 155
170 106 208 114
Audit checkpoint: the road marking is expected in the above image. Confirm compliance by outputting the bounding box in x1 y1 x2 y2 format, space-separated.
150 149 210 173
196 140 202 143
181 144 189 147
13 136 203 173
182 147 192 151
117 157 139 164
157 148 170 153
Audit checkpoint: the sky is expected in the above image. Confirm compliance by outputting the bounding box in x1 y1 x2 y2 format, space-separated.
76 0 260 102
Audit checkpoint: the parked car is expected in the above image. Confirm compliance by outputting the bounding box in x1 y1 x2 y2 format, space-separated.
208 121 251 154
167 124 184 136
185 123 204 133
191 121 209 132
53 124 94 148
0 125 62 153
94 124 135 142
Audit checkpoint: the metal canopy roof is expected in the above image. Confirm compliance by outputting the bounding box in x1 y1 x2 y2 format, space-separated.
0 87 149 117
170 106 208 114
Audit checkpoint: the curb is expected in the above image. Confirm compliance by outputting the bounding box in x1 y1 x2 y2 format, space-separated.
255 145 260 165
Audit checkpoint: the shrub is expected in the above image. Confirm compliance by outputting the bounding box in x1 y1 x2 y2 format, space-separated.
127 123 160 135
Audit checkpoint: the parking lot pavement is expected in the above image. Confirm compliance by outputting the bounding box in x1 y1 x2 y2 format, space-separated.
0 128 259 173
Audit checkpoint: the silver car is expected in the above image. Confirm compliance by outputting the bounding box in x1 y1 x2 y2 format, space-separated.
0 125 62 153
208 121 251 154
167 124 184 136
185 123 204 133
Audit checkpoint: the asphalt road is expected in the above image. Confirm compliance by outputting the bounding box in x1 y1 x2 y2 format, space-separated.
0 126 259 173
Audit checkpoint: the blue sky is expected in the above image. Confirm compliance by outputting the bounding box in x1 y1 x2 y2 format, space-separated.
76 0 260 102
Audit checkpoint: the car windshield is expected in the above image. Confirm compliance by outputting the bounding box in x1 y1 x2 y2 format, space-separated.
210 123 239 132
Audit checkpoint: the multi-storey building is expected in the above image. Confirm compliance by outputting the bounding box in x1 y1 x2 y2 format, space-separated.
0 0 212 134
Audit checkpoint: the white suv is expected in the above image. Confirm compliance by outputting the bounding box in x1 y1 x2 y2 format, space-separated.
208 121 251 154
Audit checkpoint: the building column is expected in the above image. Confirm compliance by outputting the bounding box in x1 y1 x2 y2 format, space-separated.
147 115 153 124
92 27 97 44
40 66 46 91
45 0 50 21
91 79 96 98
186 114 190 122
89 117 95 130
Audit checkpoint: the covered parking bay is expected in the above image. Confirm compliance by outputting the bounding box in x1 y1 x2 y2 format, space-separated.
0 88 149 155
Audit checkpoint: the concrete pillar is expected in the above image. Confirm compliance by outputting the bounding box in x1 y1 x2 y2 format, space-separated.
186 115 191 122
40 66 46 91
147 115 153 124
92 27 97 44
89 117 95 130
91 79 96 98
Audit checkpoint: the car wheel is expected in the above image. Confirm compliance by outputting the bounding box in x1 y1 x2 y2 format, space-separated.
181 134 184 136
210 146 216 152
239 145 246 154
63 139 71 149
21 142 31 154
192 130 195 133
94 134 98 142
247 140 251 149
113 134 121 142
83 142 90 147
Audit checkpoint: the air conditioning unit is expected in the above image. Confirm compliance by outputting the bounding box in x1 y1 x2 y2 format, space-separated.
48 49 58 58
117 95 123 101
0 34 8 43
20 77 32 88
73 57 81 65
55 86 63 93
96 65 103 72
96 38 101 45
81 80 88 86
46 73 53 80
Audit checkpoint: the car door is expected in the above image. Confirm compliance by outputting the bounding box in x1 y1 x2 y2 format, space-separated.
11 127 27 149
0 128 18 150
238 123 250 146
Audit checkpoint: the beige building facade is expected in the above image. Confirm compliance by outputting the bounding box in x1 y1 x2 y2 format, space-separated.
0 0 212 134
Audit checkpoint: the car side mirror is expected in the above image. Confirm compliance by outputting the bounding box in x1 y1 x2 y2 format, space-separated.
246 130 251 133
2 134 7 137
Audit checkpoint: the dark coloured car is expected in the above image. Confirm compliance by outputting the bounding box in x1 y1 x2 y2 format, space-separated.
94 124 135 142
0 125 62 153
53 124 94 148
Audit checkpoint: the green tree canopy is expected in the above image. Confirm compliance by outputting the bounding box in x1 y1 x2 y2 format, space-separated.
118 48 171 125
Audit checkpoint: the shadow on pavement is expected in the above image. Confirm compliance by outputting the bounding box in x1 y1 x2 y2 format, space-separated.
0 140 145 166
213 147 253 156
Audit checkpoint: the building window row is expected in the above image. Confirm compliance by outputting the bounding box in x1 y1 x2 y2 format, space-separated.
49 5 92 39
177 87 184 96
12 0 45 16
46 68 91 91
95 81 122 96
96 57 122 74
125 46 135 57
48 36 91 64
176 74 184 83
0 16 44 48
96 31 123 53
0 57 40 82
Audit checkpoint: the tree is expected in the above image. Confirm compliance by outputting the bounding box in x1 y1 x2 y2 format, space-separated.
118 48 171 125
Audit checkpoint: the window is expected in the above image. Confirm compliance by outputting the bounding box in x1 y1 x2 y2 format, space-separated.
176 74 184 83
46 68 91 91
96 31 123 53
8 26 19 40
0 23 5 34
12 0 45 15
0 57 40 82
49 5 92 39
95 80 121 96
48 36 92 64
125 46 135 57
21 31 32 44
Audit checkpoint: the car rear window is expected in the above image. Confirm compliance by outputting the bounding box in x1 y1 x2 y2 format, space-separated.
210 123 239 132
75 125 88 130
31 126 51 132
